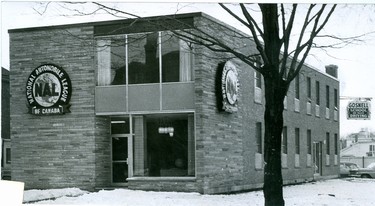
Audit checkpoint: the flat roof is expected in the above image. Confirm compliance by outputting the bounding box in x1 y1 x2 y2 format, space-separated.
8 12 204 33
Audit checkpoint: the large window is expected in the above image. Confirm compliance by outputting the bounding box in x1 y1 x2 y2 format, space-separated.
133 114 195 177
97 32 193 86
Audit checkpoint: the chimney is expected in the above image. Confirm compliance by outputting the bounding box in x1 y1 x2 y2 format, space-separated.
325 64 338 78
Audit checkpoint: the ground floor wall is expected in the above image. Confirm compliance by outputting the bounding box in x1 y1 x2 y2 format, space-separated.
9 107 339 193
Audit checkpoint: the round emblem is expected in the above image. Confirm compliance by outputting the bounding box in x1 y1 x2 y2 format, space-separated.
221 61 239 112
26 64 72 115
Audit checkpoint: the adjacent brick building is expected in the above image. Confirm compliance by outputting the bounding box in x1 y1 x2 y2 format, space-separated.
9 12 339 194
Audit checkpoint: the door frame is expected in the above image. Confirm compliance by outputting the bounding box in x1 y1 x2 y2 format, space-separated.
110 116 133 186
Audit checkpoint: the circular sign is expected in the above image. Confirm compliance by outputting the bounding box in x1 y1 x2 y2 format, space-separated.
26 64 72 115
221 61 239 112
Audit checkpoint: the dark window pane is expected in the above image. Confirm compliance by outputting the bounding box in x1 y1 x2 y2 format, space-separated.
111 119 130 134
128 33 159 84
111 38 126 85
6 148 11 164
112 162 128 183
112 137 128 161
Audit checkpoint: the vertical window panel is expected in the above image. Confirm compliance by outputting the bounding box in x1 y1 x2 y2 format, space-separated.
295 74 300 100
326 132 330 155
128 33 159 84
256 122 262 154
282 127 288 154
316 81 320 105
295 128 300 155
307 130 312 155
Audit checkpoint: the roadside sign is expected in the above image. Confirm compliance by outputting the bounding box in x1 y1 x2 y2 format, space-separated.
347 100 371 120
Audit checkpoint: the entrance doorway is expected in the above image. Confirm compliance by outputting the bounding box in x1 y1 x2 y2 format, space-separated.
111 118 132 184
313 142 323 175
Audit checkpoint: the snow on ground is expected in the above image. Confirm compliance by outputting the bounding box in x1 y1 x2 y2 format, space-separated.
24 178 375 206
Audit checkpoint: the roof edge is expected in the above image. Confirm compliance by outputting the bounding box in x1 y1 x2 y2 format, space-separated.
8 12 205 33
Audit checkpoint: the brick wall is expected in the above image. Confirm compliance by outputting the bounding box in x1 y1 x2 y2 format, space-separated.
193 15 339 194
9 26 109 190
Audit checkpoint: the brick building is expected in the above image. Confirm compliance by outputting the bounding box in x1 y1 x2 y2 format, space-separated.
9 12 339 194
1 67 11 180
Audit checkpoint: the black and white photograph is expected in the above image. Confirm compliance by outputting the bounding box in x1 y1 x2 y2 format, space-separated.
1 1 375 205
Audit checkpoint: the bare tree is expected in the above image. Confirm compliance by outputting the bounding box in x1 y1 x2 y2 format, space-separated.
33 2 344 206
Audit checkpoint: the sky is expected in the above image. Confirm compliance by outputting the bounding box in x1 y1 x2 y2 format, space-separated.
1 1 375 136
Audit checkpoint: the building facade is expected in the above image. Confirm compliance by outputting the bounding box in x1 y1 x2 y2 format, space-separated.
9 12 339 194
1 67 11 180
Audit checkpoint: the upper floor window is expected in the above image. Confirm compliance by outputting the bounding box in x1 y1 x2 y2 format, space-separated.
326 85 330 108
295 74 300 100
316 81 320 105
306 77 311 100
97 32 193 86
334 88 338 109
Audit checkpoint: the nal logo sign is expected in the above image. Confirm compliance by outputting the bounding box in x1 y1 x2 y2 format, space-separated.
26 64 72 115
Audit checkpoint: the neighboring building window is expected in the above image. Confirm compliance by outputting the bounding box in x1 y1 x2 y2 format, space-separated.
326 85 330 108
282 126 288 154
369 145 375 157
256 122 262 154
295 74 300 100
334 133 338 155
307 130 312 155
326 132 330 155
295 128 300 155
307 77 311 100
316 81 320 105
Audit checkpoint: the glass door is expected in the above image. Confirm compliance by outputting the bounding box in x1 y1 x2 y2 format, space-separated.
112 135 129 183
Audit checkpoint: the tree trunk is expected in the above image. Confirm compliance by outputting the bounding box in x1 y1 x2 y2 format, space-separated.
263 75 288 206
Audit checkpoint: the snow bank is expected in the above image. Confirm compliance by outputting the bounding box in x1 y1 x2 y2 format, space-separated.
24 178 375 205
23 188 88 203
